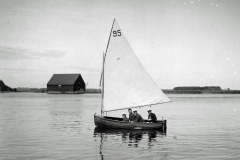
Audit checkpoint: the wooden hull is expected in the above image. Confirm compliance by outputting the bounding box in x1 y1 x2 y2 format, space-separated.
94 114 167 130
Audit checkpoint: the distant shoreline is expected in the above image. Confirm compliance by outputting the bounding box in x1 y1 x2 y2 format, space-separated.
162 89 240 94
1 88 240 94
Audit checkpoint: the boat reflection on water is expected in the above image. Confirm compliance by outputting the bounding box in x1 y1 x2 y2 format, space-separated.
93 127 167 159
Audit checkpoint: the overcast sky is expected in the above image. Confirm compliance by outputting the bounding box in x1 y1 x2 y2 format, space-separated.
0 0 240 89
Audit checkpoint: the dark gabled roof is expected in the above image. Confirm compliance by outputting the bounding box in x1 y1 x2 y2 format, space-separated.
47 74 83 85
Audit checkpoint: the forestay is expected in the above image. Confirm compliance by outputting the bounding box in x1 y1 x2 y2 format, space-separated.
103 20 171 112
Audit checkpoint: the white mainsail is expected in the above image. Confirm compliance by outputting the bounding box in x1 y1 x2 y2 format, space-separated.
102 20 171 112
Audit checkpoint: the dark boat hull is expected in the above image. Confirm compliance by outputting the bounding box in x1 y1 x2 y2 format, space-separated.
94 114 167 130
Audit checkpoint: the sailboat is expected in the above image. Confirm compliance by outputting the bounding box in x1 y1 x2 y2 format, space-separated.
94 19 171 130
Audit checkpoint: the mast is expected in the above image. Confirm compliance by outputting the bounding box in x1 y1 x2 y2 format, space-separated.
101 52 105 117
101 19 115 116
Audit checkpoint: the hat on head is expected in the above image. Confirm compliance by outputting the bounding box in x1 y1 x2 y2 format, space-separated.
133 110 137 112
147 108 152 112
147 106 152 112
128 108 132 111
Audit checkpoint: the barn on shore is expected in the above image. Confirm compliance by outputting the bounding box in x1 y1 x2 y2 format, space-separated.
0 80 14 92
47 74 86 93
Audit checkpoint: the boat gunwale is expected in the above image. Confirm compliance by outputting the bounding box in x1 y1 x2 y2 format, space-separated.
94 114 166 125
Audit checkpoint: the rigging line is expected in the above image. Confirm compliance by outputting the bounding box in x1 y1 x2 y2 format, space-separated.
105 19 115 55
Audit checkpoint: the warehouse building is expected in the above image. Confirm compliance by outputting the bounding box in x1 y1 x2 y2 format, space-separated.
47 74 86 93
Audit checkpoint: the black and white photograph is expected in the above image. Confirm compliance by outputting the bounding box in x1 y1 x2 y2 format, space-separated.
1 0 240 159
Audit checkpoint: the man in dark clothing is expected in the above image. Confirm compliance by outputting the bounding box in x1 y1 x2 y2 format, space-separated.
147 110 157 122
128 108 135 122
133 110 143 123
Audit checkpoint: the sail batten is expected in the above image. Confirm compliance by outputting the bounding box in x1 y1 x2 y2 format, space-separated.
103 20 171 112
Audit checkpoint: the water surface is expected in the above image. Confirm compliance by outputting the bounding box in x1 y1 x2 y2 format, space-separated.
0 93 240 159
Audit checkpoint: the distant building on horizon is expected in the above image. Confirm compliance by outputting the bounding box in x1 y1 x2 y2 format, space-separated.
47 74 86 93
0 80 14 92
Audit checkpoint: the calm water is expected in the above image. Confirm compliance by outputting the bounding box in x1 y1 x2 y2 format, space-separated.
0 93 240 160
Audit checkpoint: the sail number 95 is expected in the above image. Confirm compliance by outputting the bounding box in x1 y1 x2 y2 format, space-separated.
113 30 121 37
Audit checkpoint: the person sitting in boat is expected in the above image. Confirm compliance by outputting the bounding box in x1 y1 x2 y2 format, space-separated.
122 114 129 122
147 109 157 122
128 108 135 122
133 110 143 123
